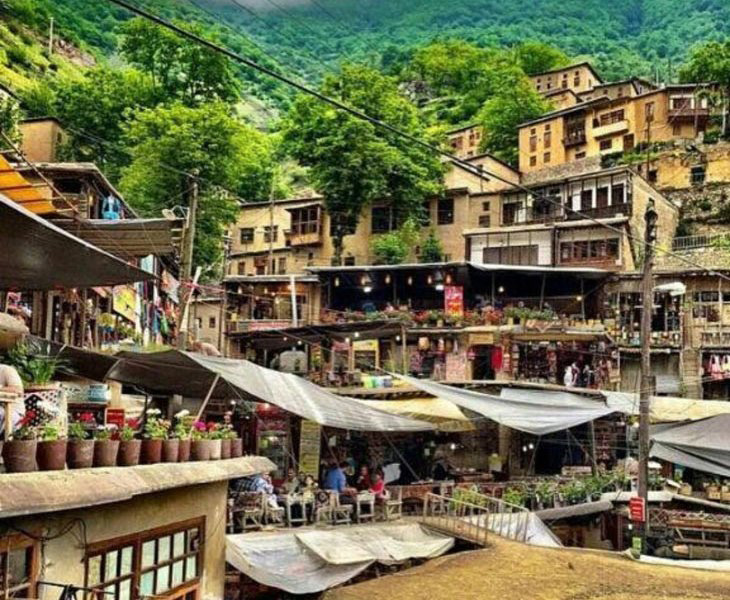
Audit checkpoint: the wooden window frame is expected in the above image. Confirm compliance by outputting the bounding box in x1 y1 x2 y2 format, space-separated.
84 517 205 600
239 228 254 244
437 198 454 225
263 226 278 243
0 534 39 600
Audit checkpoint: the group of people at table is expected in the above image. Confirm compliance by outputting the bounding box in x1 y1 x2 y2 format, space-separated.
234 460 389 515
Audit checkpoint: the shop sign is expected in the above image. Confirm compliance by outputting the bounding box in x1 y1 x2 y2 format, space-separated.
444 285 464 317
629 496 646 522
244 320 292 332
445 352 468 381
298 419 321 478
112 285 139 324
106 408 126 429
353 339 378 352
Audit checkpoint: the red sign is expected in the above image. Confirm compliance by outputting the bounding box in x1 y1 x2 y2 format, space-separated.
106 408 126 429
629 496 646 523
444 285 464 317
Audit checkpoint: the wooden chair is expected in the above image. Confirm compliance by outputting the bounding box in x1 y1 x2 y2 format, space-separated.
315 491 352 525
356 492 376 524
230 492 266 531
383 486 403 521
333 494 354 526
264 499 285 527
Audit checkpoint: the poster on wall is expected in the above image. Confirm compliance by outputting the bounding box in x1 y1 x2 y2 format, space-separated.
444 285 464 317
298 419 321 477
112 285 139 324
445 352 468 381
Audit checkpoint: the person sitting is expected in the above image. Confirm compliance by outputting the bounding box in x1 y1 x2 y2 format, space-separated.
369 471 388 503
324 461 357 505
234 472 279 509
355 465 372 491
280 467 301 495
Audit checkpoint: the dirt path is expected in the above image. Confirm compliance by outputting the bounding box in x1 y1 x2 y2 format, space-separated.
323 537 730 600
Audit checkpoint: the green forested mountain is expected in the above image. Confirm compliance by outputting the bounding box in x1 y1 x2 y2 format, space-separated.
6 0 730 92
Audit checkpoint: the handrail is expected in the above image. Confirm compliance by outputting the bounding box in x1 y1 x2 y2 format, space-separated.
422 492 490 546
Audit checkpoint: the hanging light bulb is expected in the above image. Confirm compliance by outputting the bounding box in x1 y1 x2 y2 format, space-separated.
576 295 583 302
427 274 433 285
395 335 401 342
498 285 505 294
433 270 445 291
345 337 351 344
407 276 413 286
354 332 360 339
264 286 269 295
334 276 340 287
445 273 453 285
361 273 373 294
528 442 535 450
385 274 391 285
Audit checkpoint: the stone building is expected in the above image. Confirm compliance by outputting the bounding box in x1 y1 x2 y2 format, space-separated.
529 62 603 96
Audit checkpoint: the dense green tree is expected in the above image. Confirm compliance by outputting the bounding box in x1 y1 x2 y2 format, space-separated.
477 73 553 165
680 40 730 136
0 95 20 145
119 17 239 107
120 102 276 271
512 41 570 76
282 64 444 263
419 229 444 263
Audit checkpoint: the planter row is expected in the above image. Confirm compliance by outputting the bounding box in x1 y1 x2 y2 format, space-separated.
2 438 244 473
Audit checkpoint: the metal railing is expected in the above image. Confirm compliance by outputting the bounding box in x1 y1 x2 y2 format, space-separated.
672 233 730 251
422 493 490 546
565 202 632 221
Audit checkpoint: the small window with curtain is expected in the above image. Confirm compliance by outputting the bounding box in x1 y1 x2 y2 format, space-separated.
85 519 203 600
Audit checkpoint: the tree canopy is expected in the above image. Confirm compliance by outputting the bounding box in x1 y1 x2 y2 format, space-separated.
680 40 730 135
282 64 444 263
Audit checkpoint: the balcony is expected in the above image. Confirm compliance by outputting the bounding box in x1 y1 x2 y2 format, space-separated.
566 202 631 221
592 119 629 138
700 329 730 348
563 130 586 147
228 319 306 334
284 224 323 247
668 107 710 121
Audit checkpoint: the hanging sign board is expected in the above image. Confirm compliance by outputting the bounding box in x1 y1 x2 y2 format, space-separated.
629 496 646 523
112 285 139 324
298 419 321 478
444 285 464 317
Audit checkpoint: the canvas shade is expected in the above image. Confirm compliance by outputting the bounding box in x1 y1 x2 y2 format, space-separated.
0 193 153 290
109 351 433 432
357 397 474 432
650 414 730 478
392 375 615 435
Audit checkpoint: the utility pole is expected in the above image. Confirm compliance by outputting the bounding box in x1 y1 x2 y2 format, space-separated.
638 200 658 551
177 171 199 350
267 169 277 275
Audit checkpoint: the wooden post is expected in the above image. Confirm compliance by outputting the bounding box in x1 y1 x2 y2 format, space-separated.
195 374 221 421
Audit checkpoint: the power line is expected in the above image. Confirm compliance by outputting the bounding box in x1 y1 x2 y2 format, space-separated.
102 0 730 287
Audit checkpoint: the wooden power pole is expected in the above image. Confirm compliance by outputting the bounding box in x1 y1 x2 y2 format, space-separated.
638 200 658 550
177 172 199 350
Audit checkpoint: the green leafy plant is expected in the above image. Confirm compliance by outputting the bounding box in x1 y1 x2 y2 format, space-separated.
143 410 169 441
39 423 61 442
420 229 444 263
5 342 63 386
67 421 88 441
94 426 114 441
502 486 527 507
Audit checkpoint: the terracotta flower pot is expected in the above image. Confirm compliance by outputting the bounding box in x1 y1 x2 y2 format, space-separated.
3 439 37 473
67 440 95 469
230 438 243 458
178 439 191 462
141 439 163 464
191 439 211 461
162 439 180 463
221 438 232 459
209 439 222 460
118 440 141 467
93 440 120 467
37 439 67 471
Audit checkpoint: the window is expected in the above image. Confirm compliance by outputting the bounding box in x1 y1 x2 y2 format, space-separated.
599 139 613 151
573 76 580 87
673 123 682 136
239 228 254 244
502 202 519 225
645 102 655 119
195 318 202 331
562 80 568 89
343 256 356 266
437 198 454 225
451 136 463 150
530 128 536 135
278 257 287 274
691 166 706 185
544 131 552 148
596 187 609 208
611 183 625 205
623 134 635 151
575 151 586 159
545 123 551 131
483 245 538 266
237 261 246 275
529 156 537 167
208 317 216 329
559 239 619 263
0 535 38 600
599 110 625 126
547 82 552 90
290 206 320 235
529 135 537 152
482 201 490 212
329 217 356 238
478 215 491 227
649 170 658 183
543 152 551 164
371 206 404 233
263 226 278 243
536 85 541 91
580 189 593 211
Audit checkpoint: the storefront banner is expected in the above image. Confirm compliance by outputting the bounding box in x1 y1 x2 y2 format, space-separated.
444 285 464 317
161 270 180 304
112 285 139 324
298 419 321 478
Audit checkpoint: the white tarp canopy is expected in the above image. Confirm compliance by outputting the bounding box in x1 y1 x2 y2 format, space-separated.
226 524 454 594
188 353 434 432
650 414 730 478
392 375 615 435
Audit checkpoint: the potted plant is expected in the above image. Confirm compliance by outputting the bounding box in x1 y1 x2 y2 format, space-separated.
190 420 211 461
36 423 67 471
67 414 95 469
230 433 243 458
117 419 141 467
220 424 235 459
161 418 179 464
2 410 37 473
174 411 192 462
7 342 63 405
535 480 556 509
141 409 167 464
93 425 119 467
207 422 222 460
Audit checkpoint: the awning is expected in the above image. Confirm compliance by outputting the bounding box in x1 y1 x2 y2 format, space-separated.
650 415 730 478
603 391 730 422
229 320 403 348
0 193 154 290
358 397 474 432
108 351 433 432
52 218 183 258
391 375 615 435
226 523 454 594
0 155 55 214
